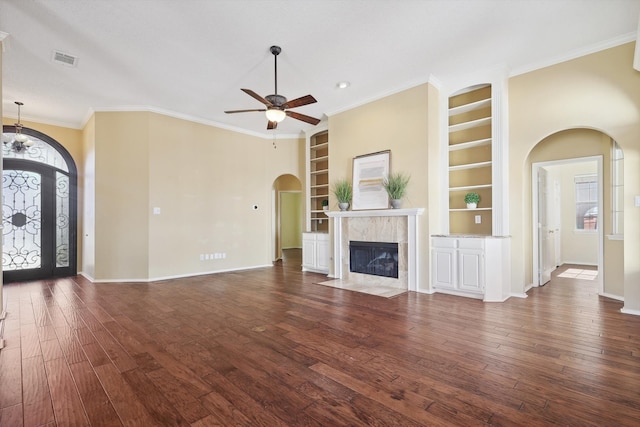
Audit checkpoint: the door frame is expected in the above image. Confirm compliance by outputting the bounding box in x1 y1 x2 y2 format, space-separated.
2 126 78 282
531 156 603 293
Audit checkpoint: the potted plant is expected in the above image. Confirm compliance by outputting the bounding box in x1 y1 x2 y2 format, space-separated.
383 172 410 209
332 179 352 211
464 192 480 209
321 199 329 211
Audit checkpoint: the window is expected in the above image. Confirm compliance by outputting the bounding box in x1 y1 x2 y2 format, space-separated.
611 140 623 235
575 174 597 230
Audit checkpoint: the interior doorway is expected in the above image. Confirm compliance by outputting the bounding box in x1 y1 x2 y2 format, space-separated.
532 156 603 293
271 174 302 262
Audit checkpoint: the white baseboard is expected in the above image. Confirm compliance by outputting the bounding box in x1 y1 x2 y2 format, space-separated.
620 307 640 316
599 292 624 302
559 261 598 267
510 292 529 299
80 264 273 283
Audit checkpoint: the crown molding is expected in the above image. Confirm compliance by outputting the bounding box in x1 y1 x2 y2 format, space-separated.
634 13 639 71
83 106 303 140
324 77 432 117
511 32 637 77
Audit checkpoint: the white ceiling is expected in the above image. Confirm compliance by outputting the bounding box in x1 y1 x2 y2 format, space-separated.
1 0 639 138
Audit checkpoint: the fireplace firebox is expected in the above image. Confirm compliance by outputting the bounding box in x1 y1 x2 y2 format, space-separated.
349 241 399 279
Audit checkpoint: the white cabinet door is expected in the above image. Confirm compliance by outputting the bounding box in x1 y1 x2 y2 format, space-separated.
302 238 316 269
432 248 457 289
316 237 330 271
458 249 484 293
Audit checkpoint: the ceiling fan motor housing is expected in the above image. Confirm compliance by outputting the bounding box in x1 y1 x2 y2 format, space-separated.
266 94 287 107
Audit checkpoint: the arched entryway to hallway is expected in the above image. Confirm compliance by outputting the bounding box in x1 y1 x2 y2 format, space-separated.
2 126 78 282
528 128 623 301
271 174 303 262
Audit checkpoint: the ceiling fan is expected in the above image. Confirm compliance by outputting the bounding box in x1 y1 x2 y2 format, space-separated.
225 46 321 130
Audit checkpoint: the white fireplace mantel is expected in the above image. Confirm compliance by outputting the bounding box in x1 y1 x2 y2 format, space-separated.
326 208 424 291
325 208 424 219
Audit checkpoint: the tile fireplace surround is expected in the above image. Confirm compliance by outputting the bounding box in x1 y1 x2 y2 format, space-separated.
325 208 424 292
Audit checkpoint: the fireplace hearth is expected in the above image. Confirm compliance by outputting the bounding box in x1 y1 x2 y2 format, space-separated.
349 241 399 279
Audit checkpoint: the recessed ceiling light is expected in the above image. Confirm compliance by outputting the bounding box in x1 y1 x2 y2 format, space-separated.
336 81 350 89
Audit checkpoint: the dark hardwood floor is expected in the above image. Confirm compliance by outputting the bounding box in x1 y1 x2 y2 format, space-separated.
1 252 639 426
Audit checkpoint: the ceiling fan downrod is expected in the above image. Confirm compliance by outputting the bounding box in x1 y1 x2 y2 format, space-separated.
270 45 281 95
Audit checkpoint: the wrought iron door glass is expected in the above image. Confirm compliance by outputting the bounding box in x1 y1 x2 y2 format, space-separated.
56 172 69 267
2 170 42 270
3 132 69 171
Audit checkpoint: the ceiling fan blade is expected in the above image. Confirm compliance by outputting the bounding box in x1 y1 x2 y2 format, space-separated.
225 109 266 114
241 89 273 107
283 94 317 109
267 120 278 130
286 110 321 125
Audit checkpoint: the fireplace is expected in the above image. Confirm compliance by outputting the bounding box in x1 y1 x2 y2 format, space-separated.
325 208 424 291
349 241 399 279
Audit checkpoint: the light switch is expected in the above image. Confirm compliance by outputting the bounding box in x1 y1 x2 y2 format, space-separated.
635 196 640 207
153 207 161 215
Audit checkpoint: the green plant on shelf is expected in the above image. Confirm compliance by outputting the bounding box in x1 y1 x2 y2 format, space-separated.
464 192 480 205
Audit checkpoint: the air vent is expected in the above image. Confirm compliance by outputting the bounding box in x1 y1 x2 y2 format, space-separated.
52 50 78 67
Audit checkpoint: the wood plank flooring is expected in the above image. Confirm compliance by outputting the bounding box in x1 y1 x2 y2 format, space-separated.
1 254 639 426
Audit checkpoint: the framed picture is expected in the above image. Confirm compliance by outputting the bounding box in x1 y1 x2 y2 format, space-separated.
352 150 390 210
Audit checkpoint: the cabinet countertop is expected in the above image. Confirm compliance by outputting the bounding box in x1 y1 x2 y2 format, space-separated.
431 234 511 239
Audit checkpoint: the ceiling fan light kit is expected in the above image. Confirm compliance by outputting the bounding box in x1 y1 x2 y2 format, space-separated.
265 108 286 123
225 45 321 130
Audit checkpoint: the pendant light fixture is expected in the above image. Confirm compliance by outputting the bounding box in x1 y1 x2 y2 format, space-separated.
4 101 35 153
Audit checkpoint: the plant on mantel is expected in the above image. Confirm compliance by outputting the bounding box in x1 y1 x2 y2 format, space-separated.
383 172 410 208
331 179 352 211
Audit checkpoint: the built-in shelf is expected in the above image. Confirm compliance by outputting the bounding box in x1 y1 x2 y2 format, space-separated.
449 161 492 171
449 137 492 151
450 184 492 192
310 142 328 150
448 116 491 133
449 207 492 212
448 84 493 236
306 128 329 233
448 98 491 116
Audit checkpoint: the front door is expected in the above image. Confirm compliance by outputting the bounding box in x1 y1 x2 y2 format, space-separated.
3 159 72 282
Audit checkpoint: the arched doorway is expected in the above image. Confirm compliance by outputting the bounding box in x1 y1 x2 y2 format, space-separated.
2 126 78 282
528 128 623 299
271 174 302 262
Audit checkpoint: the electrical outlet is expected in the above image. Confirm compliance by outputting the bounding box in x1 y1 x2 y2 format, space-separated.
475 215 481 224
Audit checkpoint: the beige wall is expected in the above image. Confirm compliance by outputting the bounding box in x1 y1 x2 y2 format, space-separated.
329 83 433 291
89 112 304 281
510 42 640 309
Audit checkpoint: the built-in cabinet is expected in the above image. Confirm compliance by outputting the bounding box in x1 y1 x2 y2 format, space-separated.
448 84 493 235
302 232 329 273
306 128 329 233
302 126 330 275
431 236 510 301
